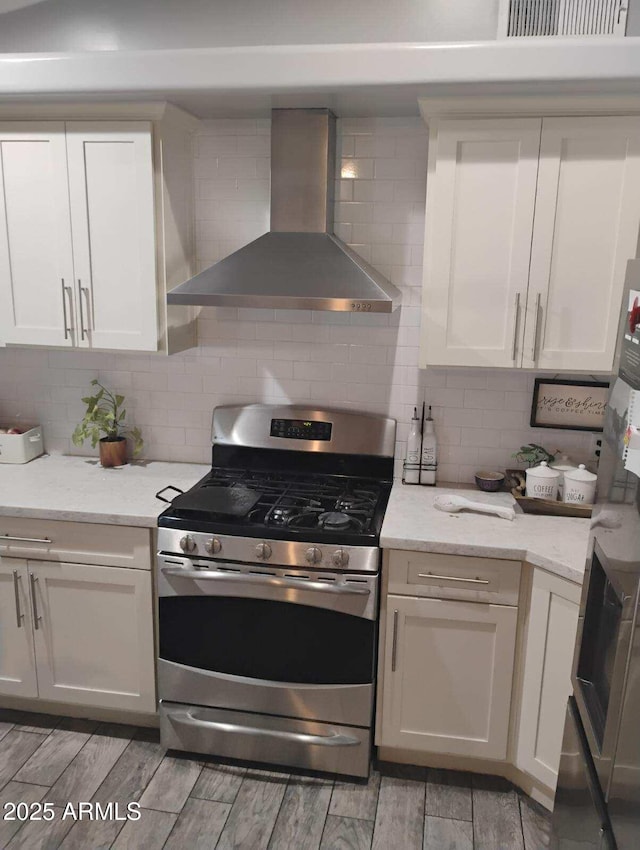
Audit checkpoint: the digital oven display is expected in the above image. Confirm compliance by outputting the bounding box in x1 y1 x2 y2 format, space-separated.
270 418 332 441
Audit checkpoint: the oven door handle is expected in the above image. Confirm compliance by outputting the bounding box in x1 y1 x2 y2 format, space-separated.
168 710 361 747
162 568 371 596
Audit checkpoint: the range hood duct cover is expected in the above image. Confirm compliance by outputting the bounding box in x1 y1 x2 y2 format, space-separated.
167 108 401 313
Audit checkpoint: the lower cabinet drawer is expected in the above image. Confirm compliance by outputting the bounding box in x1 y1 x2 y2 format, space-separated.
388 550 521 605
0 516 151 569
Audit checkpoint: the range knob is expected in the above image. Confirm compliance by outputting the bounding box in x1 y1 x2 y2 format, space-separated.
305 546 323 565
205 537 222 555
331 548 350 568
179 535 196 554
255 541 272 560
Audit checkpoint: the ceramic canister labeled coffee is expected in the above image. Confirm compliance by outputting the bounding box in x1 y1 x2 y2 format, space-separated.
525 461 561 500
563 464 597 505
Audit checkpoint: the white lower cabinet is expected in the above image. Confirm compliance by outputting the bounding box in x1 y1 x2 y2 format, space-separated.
380 594 518 760
0 556 156 714
515 569 580 789
0 561 38 698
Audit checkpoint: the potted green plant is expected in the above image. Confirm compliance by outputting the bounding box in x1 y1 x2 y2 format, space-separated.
72 380 143 468
511 443 557 468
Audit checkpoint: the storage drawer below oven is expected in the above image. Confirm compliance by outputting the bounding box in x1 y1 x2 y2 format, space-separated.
160 701 371 778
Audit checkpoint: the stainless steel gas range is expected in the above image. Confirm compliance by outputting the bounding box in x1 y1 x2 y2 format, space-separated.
155 404 396 778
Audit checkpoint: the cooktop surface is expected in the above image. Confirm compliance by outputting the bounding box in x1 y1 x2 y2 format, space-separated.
158 467 392 545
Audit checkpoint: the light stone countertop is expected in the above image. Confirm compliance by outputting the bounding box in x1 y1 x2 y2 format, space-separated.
381 482 591 584
0 453 209 528
0 457 592 582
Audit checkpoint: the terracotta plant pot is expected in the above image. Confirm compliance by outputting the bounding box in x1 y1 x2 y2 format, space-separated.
99 437 127 468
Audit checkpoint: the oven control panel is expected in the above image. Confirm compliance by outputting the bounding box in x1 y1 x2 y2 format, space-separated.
270 418 332 441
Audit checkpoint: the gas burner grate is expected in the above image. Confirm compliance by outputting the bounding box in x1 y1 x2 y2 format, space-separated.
192 467 384 534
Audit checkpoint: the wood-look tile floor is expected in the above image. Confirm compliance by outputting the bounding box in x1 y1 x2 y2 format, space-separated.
0 709 553 850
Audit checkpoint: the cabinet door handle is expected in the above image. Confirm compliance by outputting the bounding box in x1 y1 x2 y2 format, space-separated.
531 293 542 362
29 573 41 630
1 534 52 544
61 279 73 340
417 572 490 585
78 279 91 340
391 609 399 672
13 570 23 628
512 292 521 362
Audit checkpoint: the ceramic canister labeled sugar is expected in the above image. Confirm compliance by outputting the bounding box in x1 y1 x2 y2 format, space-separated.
525 461 561 500
563 464 597 505
550 453 578 499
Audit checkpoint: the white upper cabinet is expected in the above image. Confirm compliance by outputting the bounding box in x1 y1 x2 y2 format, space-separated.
66 123 158 351
0 107 196 353
422 118 541 368
420 112 640 372
524 117 640 371
0 123 76 347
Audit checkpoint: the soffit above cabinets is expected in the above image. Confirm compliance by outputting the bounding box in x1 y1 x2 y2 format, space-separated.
2 39 640 118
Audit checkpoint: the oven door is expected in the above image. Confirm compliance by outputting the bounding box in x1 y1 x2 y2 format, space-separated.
156 555 378 727
573 541 635 795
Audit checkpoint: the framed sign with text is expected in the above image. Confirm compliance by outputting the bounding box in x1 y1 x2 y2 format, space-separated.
530 378 609 432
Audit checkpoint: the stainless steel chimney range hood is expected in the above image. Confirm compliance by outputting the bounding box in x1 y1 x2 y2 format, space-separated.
167 108 401 313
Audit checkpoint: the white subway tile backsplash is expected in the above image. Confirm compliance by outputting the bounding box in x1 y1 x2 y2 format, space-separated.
464 389 505 410
335 202 374 224
483 410 528 430
236 135 270 157
216 157 260 178
196 135 239 157
257 360 294 380
353 180 395 203
354 136 397 158
374 158 418 180
293 362 331 382
0 116 590 480
341 158 374 180
460 428 503 448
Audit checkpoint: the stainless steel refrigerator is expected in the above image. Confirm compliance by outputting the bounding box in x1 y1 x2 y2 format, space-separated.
552 259 640 849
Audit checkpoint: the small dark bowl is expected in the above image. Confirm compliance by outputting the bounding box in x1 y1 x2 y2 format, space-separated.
475 471 505 492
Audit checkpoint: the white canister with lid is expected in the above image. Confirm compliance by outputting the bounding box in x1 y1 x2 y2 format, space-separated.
525 461 561 501
563 464 597 505
550 453 578 498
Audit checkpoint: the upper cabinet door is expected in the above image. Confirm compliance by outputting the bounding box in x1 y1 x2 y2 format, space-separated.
66 122 159 351
524 117 640 371
420 118 541 368
0 123 76 347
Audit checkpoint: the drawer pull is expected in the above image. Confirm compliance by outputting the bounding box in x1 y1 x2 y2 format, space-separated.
417 572 490 585
168 711 360 747
1 534 52 545
391 609 399 672
13 571 23 628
